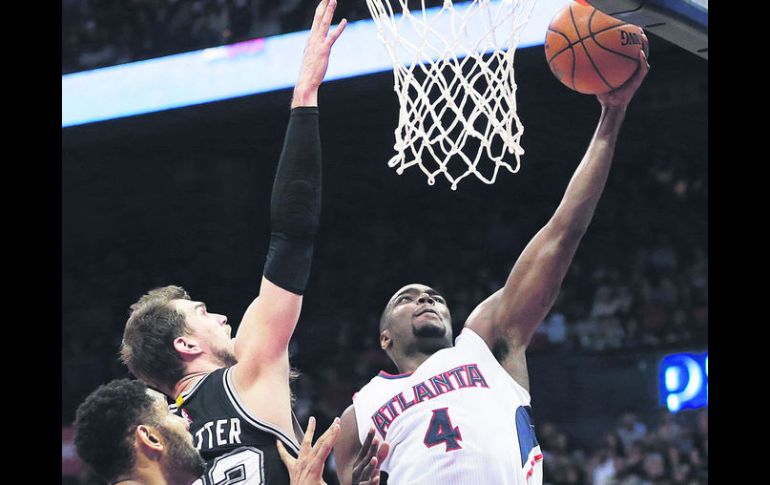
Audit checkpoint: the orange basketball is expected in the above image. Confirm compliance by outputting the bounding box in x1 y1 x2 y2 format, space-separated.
544 1 648 95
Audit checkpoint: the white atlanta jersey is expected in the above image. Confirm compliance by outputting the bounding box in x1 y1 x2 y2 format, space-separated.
353 328 543 485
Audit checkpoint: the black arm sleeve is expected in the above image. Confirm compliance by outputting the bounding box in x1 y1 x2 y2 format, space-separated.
262 106 322 295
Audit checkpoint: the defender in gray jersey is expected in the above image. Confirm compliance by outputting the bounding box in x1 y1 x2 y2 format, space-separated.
334 51 650 485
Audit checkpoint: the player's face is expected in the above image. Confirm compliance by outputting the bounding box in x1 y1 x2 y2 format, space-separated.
147 390 206 477
383 284 453 351
172 299 237 367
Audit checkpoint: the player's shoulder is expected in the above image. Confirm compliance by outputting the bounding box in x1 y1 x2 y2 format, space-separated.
340 402 357 422
454 326 494 353
170 367 228 413
353 369 407 403
190 367 227 394
357 371 395 393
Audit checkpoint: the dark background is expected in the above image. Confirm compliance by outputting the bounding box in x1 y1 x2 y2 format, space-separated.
62 15 707 484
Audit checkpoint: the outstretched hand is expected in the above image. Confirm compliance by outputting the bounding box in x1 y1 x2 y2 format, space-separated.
277 416 340 485
597 45 650 109
293 0 347 107
352 428 390 485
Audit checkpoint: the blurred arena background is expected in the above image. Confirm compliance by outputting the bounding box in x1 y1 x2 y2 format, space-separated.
62 1 707 484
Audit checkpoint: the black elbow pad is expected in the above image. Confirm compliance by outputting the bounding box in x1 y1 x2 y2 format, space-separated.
263 232 314 295
263 107 322 295
270 178 320 238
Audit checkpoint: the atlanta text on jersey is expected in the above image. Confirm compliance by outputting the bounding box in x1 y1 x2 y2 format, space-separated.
372 363 489 438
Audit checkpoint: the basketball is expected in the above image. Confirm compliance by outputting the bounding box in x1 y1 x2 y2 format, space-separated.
545 1 649 95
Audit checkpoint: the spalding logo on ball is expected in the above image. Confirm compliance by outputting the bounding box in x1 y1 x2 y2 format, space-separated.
545 0 649 94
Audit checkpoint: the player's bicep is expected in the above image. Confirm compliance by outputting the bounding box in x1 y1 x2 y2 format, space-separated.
464 289 503 348
467 225 578 350
335 405 362 485
233 277 303 370
495 224 579 346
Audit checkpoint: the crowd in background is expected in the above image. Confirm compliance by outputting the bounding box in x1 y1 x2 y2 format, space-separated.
285 146 708 484
62 1 707 483
62 139 707 484
535 408 708 485
69 404 708 485
62 0 450 73
62 138 707 411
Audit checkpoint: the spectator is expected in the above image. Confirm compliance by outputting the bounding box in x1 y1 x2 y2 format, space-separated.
641 451 666 483
63 0 387 73
617 413 648 452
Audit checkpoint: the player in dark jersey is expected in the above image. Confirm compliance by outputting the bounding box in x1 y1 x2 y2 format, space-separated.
73 378 349 485
118 1 347 483
334 53 650 485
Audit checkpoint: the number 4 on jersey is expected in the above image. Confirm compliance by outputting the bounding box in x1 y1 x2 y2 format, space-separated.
424 408 463 452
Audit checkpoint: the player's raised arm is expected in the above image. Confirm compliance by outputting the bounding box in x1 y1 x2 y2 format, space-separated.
232 0 347 381
465 52 649 385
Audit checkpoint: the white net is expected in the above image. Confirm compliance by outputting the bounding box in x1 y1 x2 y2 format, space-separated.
365 0 537 190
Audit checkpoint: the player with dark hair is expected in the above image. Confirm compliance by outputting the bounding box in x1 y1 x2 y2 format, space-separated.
334 53 650 485
74 379 205 485
118 1 347 483
74 379 344 485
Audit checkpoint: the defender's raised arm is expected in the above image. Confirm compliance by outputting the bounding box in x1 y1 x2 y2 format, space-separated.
231 0 347 383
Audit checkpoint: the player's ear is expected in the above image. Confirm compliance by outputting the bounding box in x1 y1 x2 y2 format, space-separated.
136 424 164 453
380 330 392 351
173 336 202 357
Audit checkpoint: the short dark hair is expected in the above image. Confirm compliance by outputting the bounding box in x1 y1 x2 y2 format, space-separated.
120 285 191 394
379 300 392 332
74 379 157 482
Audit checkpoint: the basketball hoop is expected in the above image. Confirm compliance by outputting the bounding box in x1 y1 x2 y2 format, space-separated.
365 0 537 190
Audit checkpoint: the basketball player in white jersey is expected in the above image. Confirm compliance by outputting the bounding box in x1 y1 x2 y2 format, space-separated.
334 51 650 485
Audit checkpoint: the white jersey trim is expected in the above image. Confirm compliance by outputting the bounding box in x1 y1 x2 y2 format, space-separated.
169 371 216 413
222 367 301 454
457 327 532 400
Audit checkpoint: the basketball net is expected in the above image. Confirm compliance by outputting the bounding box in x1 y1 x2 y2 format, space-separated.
365 0 537 190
